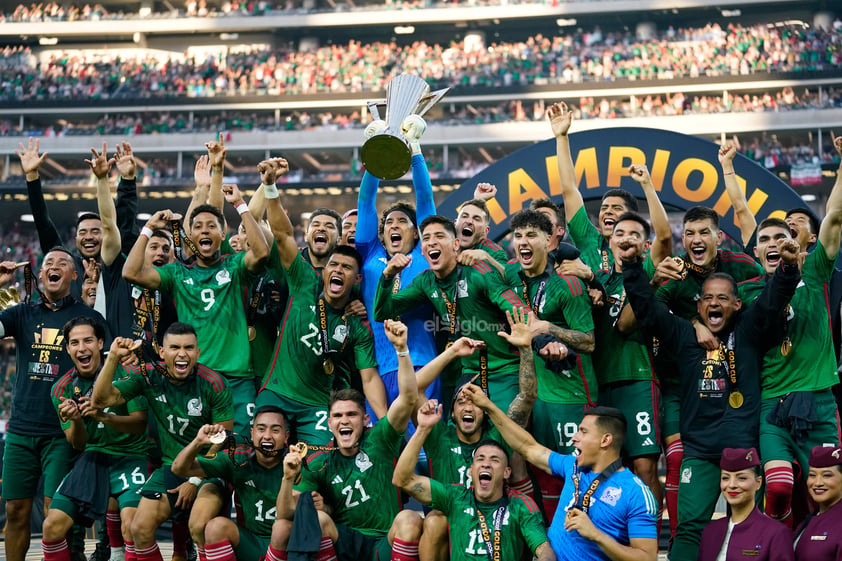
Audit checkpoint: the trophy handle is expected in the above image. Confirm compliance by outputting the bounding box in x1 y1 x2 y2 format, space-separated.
415 87 451 118
367 100 387 121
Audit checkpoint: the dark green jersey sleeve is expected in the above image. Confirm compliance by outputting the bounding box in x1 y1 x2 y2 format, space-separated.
374 270 432 321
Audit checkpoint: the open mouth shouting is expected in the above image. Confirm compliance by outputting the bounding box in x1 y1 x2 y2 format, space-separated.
518 246 534 266
459 224 475 246
426 248 442 266
602 217 616 233
327 273 346 295
765 248 781 269
76 352 93 370
258 440 277 455
476 469 493 491
388 231 403 250
198 237 214 252
707 308 724 329
81 240 98 253
689 245 708 264
173 359 191 376
313 232 329 250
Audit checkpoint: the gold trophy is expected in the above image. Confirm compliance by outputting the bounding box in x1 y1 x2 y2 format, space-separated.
361 74 449 180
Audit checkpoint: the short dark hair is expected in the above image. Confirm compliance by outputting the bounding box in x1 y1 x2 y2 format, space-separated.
683 206 720 229
164 321 197 339
613 211 651 239
253 405 288 428
310 208 342 236
704 272 739 299
459 199 491 222
45 246 75 260
583 406 627 451
190 204 225 230
530 198 566 229
602 189 639 212
329 388 366 413
420 215 457 238
329 245 363 271
150 229 173 243
510 209 553 236
472 438 510 465
757 217 790 234
62 316 106 343
76 212 101 227
786 207 820 235
379 202 417 237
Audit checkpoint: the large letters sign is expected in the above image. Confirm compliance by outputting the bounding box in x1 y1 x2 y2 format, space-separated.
437 127 809 243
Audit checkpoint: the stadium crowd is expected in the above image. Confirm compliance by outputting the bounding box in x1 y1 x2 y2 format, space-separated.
1 100 842 561
1 21 841 102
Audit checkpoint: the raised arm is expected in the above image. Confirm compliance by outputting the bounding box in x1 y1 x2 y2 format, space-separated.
372 256 427 321
499 308 538 427
91 338 135 409
17 137 62 251
114 141 140 253
410 146 435 222
548 102 585 221
392 399 438 506
628 164 672 266
171 423 228 478
185 155 212 235
122 211 170 289
276 444 307 520
461 384 552 474
262 159 301 270
414 337 483 400
383 319 418 433
223 184 268 272
819 133 842 259
87 143 121 266
718 142 756 248
206 134 226 212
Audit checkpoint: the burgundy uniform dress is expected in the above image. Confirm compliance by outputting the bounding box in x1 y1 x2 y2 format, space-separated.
698 507 794 561
795 500 842 561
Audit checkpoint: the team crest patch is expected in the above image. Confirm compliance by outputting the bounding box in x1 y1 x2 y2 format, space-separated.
600 486 622 507
216 269 231 285
355 451 373 472
457 279 469 298
332 325 348 343
187 398 203 416
681 467 692 484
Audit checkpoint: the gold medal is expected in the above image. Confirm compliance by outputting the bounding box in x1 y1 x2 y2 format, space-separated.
323 358 334 375
728 390 744 409
781 338 792 356
248 326 257 341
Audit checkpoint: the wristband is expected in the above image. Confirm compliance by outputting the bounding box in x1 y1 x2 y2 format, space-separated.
188 476 203 486
235 203 249 216
262 183 279 199
140 226 153 239
396 350 410 357
723 171 735 176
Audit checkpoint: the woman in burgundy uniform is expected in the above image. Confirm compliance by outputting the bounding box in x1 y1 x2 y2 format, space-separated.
698 447 793 561
795 446 842 560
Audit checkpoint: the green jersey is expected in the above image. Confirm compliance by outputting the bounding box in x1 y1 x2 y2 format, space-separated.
430 480 547 561
260 254 377 406
113 362 233 464
51 365 150 457
592 269 655 385
473 238 509 265
738 240 838 398
197 452 285 538
156 252 255 377
374 262 526 378
295 418 403 537
424 422 507 487
568 206 613 273
504 263 598 404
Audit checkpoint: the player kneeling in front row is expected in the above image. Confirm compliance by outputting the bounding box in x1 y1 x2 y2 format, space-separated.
42 317 151 561
393 398 554 561
171 405 292 561
268 319 422 561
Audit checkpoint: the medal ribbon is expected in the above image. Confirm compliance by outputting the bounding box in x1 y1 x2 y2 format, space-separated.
682 253 718 278
246 276 266 330
519 273 546 315
600 247 611 273
570 458 623 514
318 298 348 373
170 219 201 261
391 272 402 321
719 332 737 389
475 499 507 561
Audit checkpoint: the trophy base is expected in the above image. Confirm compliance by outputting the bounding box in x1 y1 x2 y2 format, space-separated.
361 135 412 180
